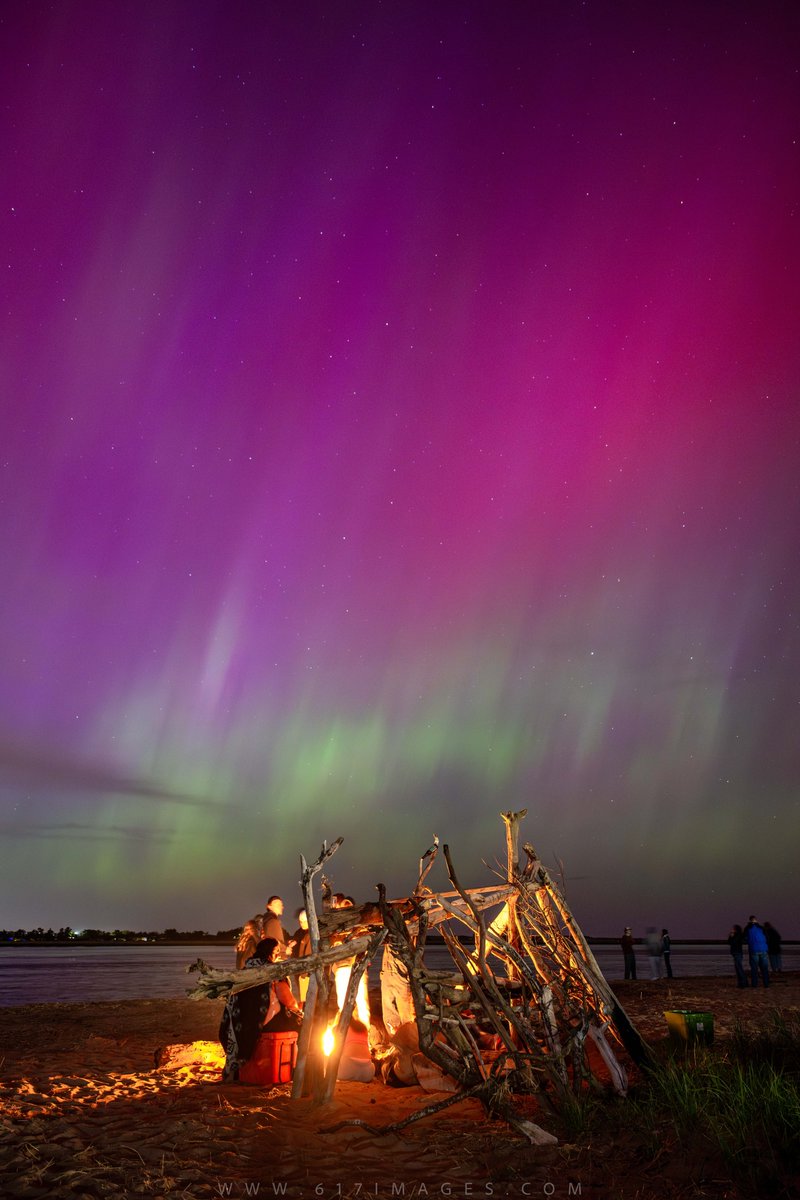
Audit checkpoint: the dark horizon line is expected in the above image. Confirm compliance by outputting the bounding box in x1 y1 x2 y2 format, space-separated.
3 931 797 947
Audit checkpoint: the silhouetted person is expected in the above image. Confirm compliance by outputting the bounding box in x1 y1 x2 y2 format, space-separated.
661 928 673 978
620 926 636 979
764 922 782 973
727 924 748 988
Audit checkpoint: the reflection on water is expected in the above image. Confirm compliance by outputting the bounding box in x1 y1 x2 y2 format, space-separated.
0 942 794 1006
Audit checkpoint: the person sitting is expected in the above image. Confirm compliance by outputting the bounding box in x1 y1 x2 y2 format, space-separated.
219 937 303 1082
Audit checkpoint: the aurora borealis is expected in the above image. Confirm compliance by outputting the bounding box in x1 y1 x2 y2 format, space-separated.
1 1 798 938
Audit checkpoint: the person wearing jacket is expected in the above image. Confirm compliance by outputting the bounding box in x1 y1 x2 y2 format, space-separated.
261 895 290 956
620 927 636 980
219 937 303 1081
744 916 770 988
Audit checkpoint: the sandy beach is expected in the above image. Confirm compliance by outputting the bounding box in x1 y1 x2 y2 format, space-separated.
1 974 798 1199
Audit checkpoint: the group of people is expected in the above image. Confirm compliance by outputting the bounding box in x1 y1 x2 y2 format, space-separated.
727 917 782 988
222 890 382 1084
620 926 673 980
620 917 783 989
222 895 311 1081
234 895 310 969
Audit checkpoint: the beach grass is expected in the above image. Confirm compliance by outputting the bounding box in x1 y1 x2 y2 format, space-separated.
627 1010 800 1196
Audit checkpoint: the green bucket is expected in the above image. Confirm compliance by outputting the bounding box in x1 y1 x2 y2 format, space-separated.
664 1009 714 1046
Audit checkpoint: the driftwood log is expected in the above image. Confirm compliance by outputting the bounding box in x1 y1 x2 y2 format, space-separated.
186 935 373 998
293 838 340 1099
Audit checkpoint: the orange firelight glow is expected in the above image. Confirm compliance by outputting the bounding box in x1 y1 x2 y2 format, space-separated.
322 1025 335 1057
333 965 371 1027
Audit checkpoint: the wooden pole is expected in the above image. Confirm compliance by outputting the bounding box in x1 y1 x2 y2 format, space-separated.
291 839 342 1099
501 808 527 878
501 809 527 978
521 849 651 1068
415 834 440 894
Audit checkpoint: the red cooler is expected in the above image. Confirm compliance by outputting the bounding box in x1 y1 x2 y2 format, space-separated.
239 1030 298 1084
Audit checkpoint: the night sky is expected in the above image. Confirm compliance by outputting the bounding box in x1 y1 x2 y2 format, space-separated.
1 1 798 939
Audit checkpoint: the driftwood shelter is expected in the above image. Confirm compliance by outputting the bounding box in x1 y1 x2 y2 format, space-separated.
188 811 649 1145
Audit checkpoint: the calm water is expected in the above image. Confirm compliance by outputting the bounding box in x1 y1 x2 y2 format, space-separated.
0 945 233 1006
2 942 794 1006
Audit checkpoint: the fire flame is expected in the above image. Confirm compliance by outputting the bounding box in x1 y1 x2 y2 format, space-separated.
322 1025 335 1057
334 966 371 1028
355 994 370 1027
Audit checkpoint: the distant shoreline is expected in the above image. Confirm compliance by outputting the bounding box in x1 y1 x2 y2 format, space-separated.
1 938 236 948
3 936 797 948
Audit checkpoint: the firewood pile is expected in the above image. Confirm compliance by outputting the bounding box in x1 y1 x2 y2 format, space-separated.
187 811 649 1144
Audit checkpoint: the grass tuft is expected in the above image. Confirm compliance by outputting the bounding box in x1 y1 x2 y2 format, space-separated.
630 1012 800 1196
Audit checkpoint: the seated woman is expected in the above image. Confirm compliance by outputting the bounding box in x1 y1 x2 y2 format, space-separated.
219 937 303 1081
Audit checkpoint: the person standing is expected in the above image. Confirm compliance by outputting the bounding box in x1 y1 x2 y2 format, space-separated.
620 926 637 980
727 923 748 988
764 922 782 973
289 907 311 958
289 907 312 1001
262 895 289 957
745 915 770 988
645 927 663 980
235 912 264 970
661 928 673 978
